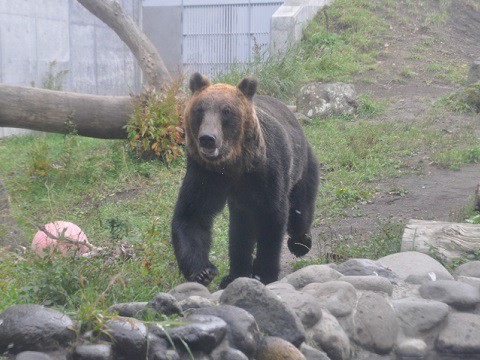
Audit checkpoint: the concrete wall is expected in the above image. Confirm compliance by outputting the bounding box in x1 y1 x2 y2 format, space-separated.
0 0 142 137
143 4 183 77
270 0 333 54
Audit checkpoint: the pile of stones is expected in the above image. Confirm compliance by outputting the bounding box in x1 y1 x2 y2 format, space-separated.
2 251 480 360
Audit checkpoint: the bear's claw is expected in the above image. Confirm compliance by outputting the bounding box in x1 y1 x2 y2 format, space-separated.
191 264 218 286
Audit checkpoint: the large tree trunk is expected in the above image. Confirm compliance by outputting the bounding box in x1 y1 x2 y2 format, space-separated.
0 0 171 138
0 84 131 139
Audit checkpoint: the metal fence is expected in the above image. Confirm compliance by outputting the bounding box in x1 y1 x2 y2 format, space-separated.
182 0 283 77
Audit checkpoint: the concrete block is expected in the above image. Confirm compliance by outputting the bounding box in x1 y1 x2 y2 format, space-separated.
0 0 35 16
69 23 96 94
68 0 95 26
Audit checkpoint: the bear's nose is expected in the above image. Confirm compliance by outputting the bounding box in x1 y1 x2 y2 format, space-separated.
199 134 217 149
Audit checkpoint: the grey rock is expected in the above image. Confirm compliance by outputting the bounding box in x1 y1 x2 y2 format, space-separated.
167 314 227 353
351 349 392 360
108 302 148 318
211 290 223 301
73 344 113 360
393 297 449 336
266 281 296 292
282 265 342 289
220 277 306 347
300 343 331 360
146 334 169 360
297 82 359 119
189 305 260 359
15 352 53 360
454 260 480 278
309 311 351 360
353 292 398 354
302 281 357 317
457 275 480 289
104 317 147 359
419 280 480 309
179 295 214 311
168 282 213 301
0 304 76 354
340 275 393 295
436 313 480 354
467 58 480 85
268 286 323 328
211 345 248 360
147 292 183 316
334 259 399 284
377 252 453 282
256 337 306 360
396 339 428 358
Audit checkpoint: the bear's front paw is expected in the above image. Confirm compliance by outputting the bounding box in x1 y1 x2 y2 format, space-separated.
190 263 218 286
288 234 312 257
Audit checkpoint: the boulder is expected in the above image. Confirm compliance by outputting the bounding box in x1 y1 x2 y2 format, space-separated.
353 293 398 354
103 317 147 359
333 259 399 284
302 281 357 317
340 276 393 295
220 278 306 347
297 82 359 119
419 280 480 309
393 297 449 336
256 337 306 360
268 286 323 328
189 305 260 359
0 304 75 354
377 251 453 282
436 313 480 354
454 260 480 278
309 311 351 360
281 265 342 289
168 282 214 301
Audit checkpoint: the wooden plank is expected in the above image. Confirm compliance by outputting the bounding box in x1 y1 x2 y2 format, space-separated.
402 219 480 260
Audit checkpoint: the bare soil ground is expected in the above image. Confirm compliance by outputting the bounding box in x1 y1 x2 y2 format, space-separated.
281 0 480 275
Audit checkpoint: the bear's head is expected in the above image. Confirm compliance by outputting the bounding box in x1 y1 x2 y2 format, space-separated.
184 73 265 172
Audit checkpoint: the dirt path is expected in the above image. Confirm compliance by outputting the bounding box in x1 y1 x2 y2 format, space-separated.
281 0 480 276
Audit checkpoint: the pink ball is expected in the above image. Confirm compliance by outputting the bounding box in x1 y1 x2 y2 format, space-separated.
32 221 90 256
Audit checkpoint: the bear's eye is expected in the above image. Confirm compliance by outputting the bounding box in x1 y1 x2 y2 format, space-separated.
222 107 231 116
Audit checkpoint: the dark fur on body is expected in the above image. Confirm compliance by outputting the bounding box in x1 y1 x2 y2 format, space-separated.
171 73 319 288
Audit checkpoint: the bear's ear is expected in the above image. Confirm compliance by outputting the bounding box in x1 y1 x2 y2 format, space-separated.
237 77 258 100
189 73 211 94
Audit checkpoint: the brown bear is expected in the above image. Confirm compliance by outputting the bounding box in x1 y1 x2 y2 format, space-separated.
171 73 319 288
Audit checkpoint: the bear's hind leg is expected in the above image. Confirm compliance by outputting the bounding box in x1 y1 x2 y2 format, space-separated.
252 209 288 284
219 205 257 289
287 148 319 257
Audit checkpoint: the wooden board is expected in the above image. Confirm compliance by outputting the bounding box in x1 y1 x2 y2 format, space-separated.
402 219 480 260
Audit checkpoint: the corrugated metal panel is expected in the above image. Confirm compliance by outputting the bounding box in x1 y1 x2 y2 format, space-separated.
182 1 283 78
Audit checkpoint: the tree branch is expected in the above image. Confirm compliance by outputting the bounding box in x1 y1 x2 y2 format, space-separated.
77 0 171 89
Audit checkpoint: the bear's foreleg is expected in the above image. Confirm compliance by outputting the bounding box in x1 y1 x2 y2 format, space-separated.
171 161 228 286
252 207 289 284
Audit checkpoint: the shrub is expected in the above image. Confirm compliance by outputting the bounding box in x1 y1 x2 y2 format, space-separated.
125 80 186 164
